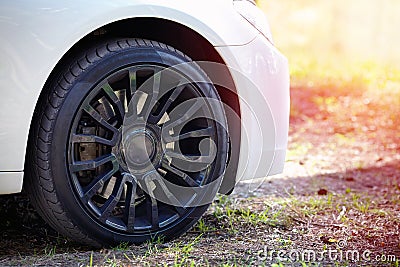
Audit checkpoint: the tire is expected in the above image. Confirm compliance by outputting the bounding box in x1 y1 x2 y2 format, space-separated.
25 39 228 247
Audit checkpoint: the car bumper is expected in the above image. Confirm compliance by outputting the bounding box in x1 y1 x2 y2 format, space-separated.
0 172 23 194
216 34 290 182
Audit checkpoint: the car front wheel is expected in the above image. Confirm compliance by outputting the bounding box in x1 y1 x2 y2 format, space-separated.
25 39 228 246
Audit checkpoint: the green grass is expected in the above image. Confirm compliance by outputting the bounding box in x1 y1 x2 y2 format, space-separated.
211 195 293 230
194 218 216 233
112 242 130 252
43 245 57 257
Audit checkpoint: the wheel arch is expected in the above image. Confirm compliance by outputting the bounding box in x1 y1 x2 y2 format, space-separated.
25 17 241 194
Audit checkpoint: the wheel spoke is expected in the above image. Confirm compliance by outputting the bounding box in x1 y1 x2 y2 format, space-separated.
101 82 125 120
123 69 138 115
70 154 118 172
82 167 118 202
163 98 203 130
161 159 200 187
128 69 137 100
148 81 186 124
99 176 125 222
147 171 186 206
143 176 159 229
72 133 115 146
123 177 137 232
83 105 119 135
165 150 215 165
140 72 161 119
163 127 214 143
124 92 141 125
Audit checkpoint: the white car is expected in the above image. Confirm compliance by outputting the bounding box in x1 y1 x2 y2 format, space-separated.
0 0 289 246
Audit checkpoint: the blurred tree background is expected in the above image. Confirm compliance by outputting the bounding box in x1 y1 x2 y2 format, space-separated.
259 0 400 68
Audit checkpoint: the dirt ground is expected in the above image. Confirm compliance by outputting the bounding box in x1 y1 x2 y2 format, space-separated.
0 67 399 266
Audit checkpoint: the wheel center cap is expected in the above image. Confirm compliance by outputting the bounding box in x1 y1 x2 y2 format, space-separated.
123 130 155 166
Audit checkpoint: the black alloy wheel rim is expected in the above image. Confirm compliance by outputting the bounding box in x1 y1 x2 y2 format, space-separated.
67 64 220 234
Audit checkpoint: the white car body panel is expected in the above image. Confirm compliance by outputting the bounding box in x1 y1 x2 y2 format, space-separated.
216 35 289 181
0 0 289 194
